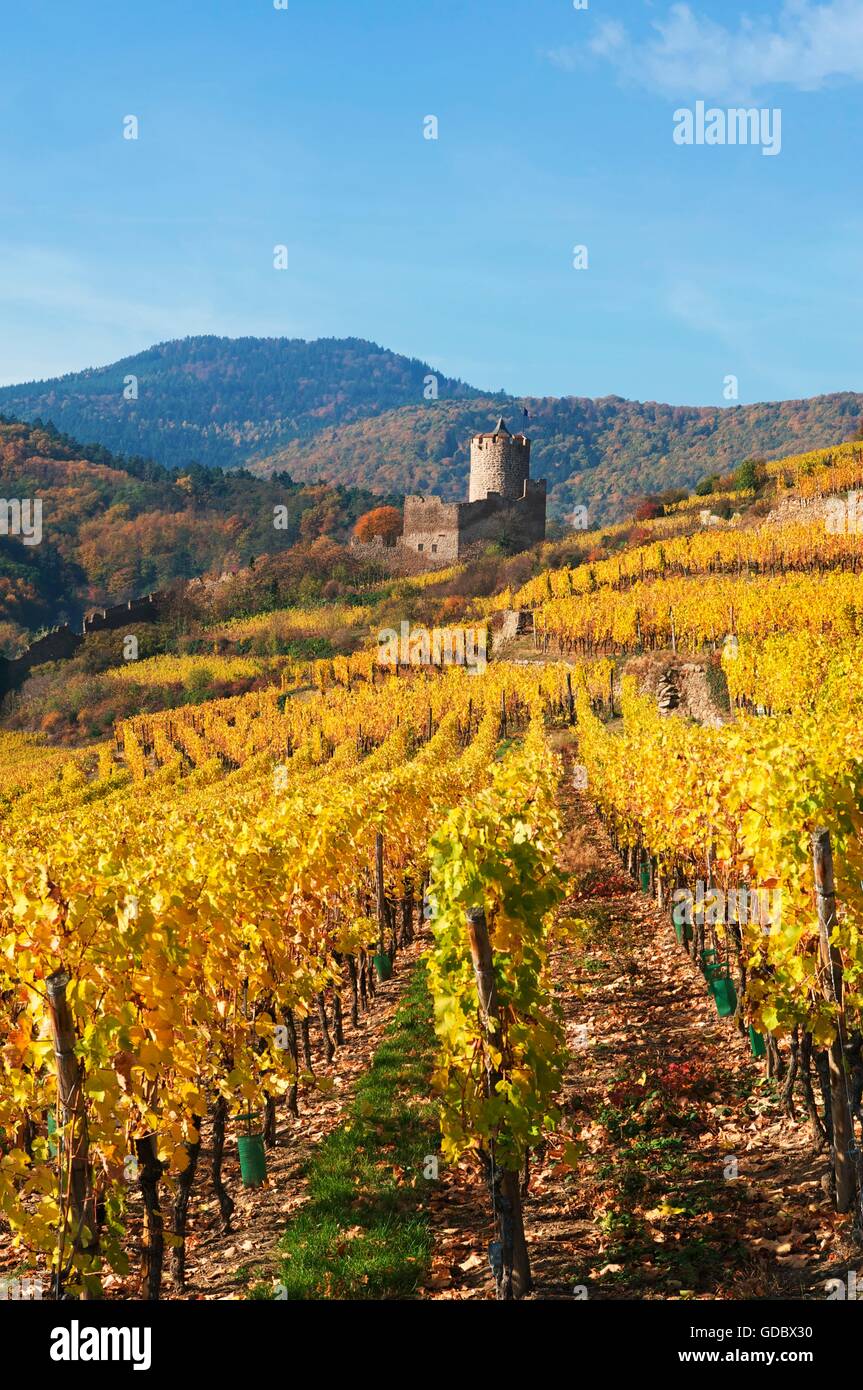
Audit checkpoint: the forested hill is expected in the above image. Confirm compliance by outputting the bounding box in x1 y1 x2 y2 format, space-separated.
249 391 863 522
1 335 860 524
0 417 388 637
0 336 486 473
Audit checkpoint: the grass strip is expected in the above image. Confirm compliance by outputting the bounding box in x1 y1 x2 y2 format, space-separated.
272 962 438 1299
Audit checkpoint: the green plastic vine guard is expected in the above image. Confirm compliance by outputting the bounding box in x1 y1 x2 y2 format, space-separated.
373 952 392 981
748 1025 766 1058
47 1110 58 1159
700 948 719 976
640 862 650 892
238 1134 266 1187
672 911 692 946
710 973 737 1018
237 1107 266 1187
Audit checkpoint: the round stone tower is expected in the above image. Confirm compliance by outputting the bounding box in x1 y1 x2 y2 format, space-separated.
468 416 530 502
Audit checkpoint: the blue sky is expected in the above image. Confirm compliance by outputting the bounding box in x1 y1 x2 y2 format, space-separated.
0 0 860 406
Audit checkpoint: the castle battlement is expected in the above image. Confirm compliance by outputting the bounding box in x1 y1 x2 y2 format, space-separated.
469 416 531 502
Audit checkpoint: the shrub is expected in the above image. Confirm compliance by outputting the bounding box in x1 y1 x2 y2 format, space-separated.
734 458 764 492
184 666 215 702
633 498 664 522
353 506 403 544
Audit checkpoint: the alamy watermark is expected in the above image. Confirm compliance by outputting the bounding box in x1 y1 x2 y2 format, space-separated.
0 1274 42 1300
673 101 781 157
50 1322 151 1370
825 1271 861 1300
377 621 487 675
825 491 863 535
0 498 42 545
672 881 782 932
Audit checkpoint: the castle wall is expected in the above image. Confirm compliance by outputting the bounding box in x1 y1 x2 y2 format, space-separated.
350 496 461 570
83 593 161 635
398 495 461 563
0 593 165 697
0 625 83 696
456 481 546 553
348 533 450 575
350 480 546 575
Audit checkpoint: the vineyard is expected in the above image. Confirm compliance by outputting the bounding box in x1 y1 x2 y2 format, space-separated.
2 445 863 1311
10 0 863 1353
0 660 578 1300
506 478 863 1259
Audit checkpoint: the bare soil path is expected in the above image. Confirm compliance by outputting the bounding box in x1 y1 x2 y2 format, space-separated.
424 755 861 1301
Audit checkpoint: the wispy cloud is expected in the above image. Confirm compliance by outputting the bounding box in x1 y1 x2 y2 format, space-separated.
667 280 744 352
0 244 221 384
0 245 192 340
548 1 863 101
665 278 797 396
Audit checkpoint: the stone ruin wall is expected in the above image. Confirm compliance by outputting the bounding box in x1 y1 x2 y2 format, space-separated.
0 592 165 696
350 476 547 574
457 482 546 552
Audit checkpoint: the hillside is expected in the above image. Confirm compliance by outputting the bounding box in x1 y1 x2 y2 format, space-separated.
250 390 863 523
4 440 863 1310
0 416 389 639
0 336 485 472
2 337 861 526
8 432 862 746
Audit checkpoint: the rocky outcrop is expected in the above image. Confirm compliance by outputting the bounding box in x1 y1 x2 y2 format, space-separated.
625 652 728 728
656 670 680 713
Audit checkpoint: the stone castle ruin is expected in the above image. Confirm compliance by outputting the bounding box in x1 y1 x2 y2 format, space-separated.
0 423 546 695
352 417 546 571
0 592 163 697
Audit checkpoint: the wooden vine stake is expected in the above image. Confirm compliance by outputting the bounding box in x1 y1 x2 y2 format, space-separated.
135 1135 164 1299
375 831 387 957
465 907 531 1300
46 969 98 1295
811 829 856 1213
565 671 575 726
